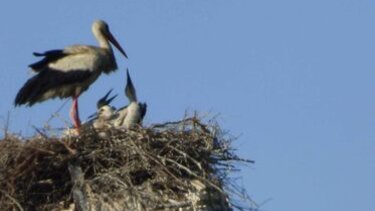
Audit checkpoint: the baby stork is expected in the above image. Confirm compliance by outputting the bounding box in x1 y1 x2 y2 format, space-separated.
114 69 147 129
91 89 118 129
62 90 117 137
14 20 127 131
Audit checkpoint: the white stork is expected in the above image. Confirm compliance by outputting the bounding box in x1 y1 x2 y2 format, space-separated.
90 89 117 129
14 20 127 130
114 69 147 129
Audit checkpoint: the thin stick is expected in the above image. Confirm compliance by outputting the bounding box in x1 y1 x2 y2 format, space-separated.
47 99 69 124
4 111 11 139
0 189 24 211
32 126 48 139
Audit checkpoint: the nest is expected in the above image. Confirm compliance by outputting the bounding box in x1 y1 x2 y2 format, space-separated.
0 116 254 211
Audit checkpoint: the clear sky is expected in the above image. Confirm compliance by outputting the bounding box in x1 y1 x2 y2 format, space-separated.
1 1 375 210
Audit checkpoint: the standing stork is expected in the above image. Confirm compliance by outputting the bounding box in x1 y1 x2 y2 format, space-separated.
14 20 127 130
114 69 147 129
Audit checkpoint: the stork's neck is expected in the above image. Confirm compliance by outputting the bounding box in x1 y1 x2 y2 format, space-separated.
98 36 112 50
126 92 137 103
126 85 138 103
93 30 112 50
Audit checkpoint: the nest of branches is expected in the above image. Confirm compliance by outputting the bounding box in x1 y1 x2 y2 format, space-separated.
0 116 254 211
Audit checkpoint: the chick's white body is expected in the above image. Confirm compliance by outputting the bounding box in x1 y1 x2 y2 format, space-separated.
114 102 143 129
93 105 117 129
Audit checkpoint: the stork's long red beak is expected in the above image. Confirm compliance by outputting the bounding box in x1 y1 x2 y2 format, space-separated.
108 32 128 59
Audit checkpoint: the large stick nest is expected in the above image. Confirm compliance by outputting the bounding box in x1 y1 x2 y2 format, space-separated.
0 116 254 211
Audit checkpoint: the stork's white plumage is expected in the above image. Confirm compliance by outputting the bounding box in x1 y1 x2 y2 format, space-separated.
14 20 127 131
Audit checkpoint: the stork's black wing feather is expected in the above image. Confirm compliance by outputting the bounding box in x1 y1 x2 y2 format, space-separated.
29 50 67 71
117 105 128 113
140 103 147 120
15 68 93 106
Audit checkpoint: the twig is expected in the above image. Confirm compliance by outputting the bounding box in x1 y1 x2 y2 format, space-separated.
3 111 11 139
0 189 24 211
167 144 203 171
150 118 195 128
161 155 225 195
24 146 55 155
57 140 77 155
32 126 48 139
46 99 69 125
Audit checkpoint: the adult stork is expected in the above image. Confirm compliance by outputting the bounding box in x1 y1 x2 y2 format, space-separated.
114 69 147 129
14 20 127 130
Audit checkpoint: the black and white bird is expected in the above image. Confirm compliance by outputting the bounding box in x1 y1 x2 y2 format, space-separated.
14 20 128 131
114 69 147 129
62 90 117 137
91 89 117 129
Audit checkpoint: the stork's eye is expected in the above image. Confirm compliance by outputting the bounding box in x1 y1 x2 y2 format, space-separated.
102 24 110 36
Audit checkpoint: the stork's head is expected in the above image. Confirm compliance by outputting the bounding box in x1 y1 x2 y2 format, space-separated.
92 20 128 58
98 105 116 120
97 89 117 109
87 89 117 120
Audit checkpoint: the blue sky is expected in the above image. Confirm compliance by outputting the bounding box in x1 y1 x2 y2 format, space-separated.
1 1 375 210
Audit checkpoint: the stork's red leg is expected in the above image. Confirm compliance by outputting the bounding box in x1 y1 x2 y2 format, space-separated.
70 96 82 130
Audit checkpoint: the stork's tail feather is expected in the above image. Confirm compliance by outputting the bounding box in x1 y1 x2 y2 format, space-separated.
14 92 26 106
14 72 50 106
14 79 38 106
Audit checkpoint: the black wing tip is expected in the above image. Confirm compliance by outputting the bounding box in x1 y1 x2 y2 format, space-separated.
14 99 21 106
14 92 34 106
14 98 32 107
28 64 36 69
33 50 65 56
14 92 25 106
140 102 147 119
32 52 44 57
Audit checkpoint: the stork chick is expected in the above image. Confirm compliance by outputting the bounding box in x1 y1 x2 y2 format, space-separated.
62 90 117 137
92 90 117 129
114 69 147 129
